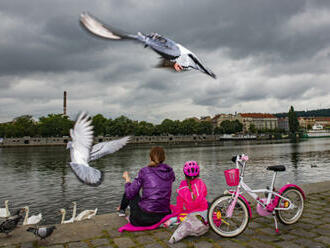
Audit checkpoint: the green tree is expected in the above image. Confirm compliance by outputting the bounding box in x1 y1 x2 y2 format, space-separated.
158 119 181 135
8 115 38 137
233 120 243 133
134 121 155 136
197 121 213 134
38 114 73 137
0 124 4 137
288 106 299 134
214 126 224 134
179 118 199 135
220 120 234 134
249 123 257 134
92 114 108 136
107 116 135 136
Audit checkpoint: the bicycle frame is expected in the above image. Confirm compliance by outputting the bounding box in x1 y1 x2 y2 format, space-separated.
226 157 297 219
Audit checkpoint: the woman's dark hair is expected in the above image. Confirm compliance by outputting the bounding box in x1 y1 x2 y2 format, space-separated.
149 146 165 166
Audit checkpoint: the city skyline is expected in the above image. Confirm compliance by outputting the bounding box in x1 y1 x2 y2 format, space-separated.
1 0 330 123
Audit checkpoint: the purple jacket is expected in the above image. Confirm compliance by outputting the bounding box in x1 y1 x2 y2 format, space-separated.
125 163 175 213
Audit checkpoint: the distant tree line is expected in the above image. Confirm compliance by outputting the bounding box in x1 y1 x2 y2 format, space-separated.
275 108 330 118
2 106 308 138
0 114 218 138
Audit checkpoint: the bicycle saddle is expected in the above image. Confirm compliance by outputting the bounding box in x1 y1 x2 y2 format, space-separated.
266 165 286 172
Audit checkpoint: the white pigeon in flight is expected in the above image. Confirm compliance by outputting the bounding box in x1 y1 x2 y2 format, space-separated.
68 112 129 186
80 12 216 79
67 136 130 162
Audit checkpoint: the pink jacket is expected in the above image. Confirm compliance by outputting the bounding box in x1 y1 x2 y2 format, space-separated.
171 178 208 214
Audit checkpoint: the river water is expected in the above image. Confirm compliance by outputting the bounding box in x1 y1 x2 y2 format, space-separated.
0 138 329 224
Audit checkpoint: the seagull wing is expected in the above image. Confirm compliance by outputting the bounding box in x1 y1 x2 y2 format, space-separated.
80 12 137 40
145 34 181 60
69 112 103 186
188 54 216 79
89 136 130 161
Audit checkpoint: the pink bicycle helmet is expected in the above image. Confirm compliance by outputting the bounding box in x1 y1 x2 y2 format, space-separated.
183 161 200 177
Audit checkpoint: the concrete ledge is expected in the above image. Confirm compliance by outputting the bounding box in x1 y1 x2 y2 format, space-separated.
1 180 330 247
301 180 330 195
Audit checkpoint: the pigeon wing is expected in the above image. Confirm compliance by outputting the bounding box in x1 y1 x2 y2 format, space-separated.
89 136 130 161
70 113 93 165
80 12 137 40
37 228 47 238
69 112 103 186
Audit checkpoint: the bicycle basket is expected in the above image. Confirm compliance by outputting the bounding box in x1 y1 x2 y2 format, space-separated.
224 168 240 186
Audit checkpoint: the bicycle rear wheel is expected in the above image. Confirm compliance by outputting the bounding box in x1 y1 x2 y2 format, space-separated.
208 194 249 237
276 187 304 225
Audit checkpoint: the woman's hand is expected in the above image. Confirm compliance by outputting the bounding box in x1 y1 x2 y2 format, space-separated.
123 171 131 183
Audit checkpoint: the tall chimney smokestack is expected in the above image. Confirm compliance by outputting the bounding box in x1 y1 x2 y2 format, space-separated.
63 91 67 116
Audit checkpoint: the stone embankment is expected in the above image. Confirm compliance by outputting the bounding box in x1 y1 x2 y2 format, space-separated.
0 135 288 147
1 181 330 248
0 135 218 147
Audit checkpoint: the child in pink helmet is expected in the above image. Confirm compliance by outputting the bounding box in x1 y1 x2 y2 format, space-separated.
171 161 208 214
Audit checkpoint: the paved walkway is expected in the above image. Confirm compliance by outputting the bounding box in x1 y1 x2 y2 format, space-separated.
1 181 330 248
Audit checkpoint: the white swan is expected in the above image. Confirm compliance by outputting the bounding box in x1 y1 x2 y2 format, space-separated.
60 202 77 224
23 206 42 225
0 200 11 218
75 208 97 221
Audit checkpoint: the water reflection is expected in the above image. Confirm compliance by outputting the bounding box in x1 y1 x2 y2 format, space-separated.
0 138 329 224
291 142 300 168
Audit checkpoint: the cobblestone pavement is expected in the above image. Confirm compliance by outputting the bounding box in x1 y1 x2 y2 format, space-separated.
1 184 330 248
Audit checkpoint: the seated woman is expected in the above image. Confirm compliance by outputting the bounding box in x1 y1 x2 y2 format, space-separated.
118 146 175 226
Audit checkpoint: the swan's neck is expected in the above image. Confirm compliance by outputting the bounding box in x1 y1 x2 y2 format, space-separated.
61 210 66 224
5 201 10 216
72 203 77 220
23 207 29 225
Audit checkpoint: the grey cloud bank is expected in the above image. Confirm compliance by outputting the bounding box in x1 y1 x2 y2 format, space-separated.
0 0 329 123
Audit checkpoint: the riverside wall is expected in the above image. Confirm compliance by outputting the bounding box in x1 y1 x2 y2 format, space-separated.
0 135 219 147
0 135 291 147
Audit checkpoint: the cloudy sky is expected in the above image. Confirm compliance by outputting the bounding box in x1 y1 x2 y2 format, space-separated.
1 0 330 123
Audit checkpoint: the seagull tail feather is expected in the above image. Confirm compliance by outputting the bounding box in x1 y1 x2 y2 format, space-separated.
80 12 137 41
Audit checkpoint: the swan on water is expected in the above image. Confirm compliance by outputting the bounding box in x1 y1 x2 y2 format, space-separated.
23 206 42 225
0 200 11 218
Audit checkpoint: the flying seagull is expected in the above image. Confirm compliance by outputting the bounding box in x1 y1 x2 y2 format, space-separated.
80 12 216 79
69 112 103 186
27 226 56 240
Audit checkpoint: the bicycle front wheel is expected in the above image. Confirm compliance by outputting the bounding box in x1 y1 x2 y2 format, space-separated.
276 187 304 225
208 194 249 237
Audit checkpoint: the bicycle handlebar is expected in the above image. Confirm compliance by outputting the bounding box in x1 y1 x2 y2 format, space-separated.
232 154 249 163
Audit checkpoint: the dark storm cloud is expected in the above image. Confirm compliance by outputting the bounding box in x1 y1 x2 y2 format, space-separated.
0 0 329 122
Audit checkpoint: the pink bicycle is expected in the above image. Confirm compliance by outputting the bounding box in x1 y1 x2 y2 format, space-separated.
208 154 305 237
